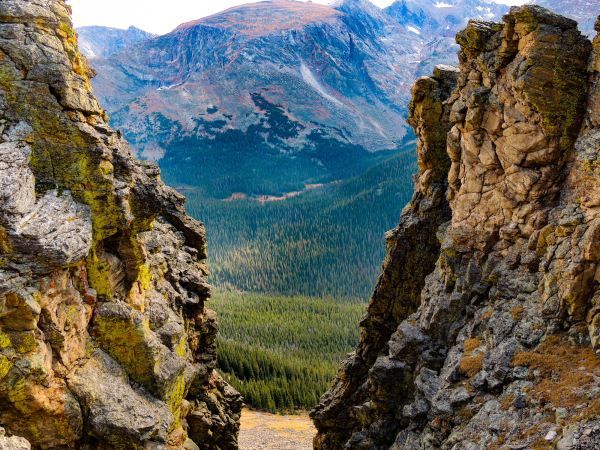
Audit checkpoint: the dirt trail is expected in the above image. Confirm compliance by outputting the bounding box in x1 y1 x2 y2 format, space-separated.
239 408 315 450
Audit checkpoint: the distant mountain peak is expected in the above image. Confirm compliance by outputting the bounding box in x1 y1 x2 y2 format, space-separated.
332 0 379 6
77 25 154 59
174 0 341 37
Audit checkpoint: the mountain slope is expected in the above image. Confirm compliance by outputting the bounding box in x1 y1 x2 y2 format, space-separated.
83 0 598 200
385 0 600 77
77 25 155 59
84 0 424 197
176 0 341 36
535 0 599 35
385 0 507 36
78 0 599 300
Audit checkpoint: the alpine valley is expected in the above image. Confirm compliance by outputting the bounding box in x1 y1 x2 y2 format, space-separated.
0 0 599 448
74 0 600 415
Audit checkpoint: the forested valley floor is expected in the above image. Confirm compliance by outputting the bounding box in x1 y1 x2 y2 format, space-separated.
160 147 417 412
174 149 416 299
212 291 366 412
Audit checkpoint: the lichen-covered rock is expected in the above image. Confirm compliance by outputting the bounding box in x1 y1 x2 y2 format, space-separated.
313 6 600 449
67 350 174 448
0 427 30 450
0 1 241 448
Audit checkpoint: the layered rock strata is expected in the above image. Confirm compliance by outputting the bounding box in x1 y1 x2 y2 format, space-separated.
313 6 600 449
0 1 241 449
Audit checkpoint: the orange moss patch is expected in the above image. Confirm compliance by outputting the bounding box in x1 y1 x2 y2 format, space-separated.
488 435 506 450
464 338 482 353
513 334 600 418
511 416 555 450
500 393 516 411
579 397 600 421
456 405 477 422
0 225 11 252
511 306 524 320
459 337 485 377
492 331 600 449
459 354 484 377
531 437 554 450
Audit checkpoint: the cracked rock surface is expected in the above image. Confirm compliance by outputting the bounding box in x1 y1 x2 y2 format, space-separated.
0 1 241 449
312 6 600 450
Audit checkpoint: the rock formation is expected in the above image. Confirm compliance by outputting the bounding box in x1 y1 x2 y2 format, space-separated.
0 427 30 450
0 1 241 449
312 6 600 449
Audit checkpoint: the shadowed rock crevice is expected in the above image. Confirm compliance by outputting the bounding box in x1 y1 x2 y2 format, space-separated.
313 6 600 449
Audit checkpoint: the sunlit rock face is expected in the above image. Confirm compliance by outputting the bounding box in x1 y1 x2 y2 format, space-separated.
0 1 241 448
312 6 600 449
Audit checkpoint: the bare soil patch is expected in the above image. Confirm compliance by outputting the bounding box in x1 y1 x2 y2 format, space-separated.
239 408 315 450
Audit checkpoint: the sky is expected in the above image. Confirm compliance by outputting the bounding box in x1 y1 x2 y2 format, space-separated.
68 0 529 35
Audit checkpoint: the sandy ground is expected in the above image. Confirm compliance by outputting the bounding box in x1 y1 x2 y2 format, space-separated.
239 408 315 450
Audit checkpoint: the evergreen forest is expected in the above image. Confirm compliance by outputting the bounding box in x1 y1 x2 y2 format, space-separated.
158 137 419 411
212 291 366 412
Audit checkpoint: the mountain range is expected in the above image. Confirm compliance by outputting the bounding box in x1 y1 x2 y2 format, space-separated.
2 1 599 448
83 0 422 197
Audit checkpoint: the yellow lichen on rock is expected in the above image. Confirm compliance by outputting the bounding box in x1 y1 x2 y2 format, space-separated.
0 1 240 448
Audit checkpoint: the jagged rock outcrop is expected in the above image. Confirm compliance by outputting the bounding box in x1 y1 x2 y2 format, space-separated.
0 1 241 449
311 62 458 447
312 6 600 449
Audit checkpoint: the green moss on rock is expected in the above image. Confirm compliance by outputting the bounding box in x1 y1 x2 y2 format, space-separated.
8 331 37 354
86 246 115 299
93 303 187 405
0 355 13 379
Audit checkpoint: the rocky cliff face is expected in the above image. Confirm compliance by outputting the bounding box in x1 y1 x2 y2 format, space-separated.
0 1 241 449
312 6 600 449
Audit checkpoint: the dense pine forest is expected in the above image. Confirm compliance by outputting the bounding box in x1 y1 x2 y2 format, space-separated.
158 137 419 412
211 291 366 412
168 148 417 299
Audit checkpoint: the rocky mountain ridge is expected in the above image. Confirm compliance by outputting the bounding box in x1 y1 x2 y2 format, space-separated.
79 0 425 197
0 1 240 449
312 5 600 449
175 0 341 36
77 26 155 60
